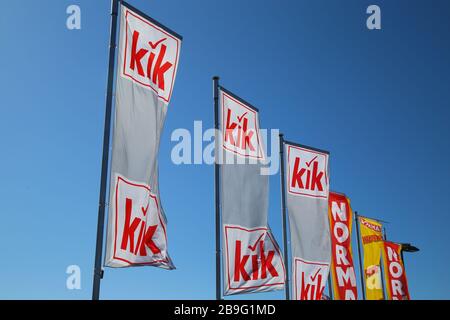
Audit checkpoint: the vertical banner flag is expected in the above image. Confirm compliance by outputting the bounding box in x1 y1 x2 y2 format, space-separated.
284 142 331 300
382 241 410 300
219 87 285 295
104 2 182 268
328 192 357 300
359 217 384 299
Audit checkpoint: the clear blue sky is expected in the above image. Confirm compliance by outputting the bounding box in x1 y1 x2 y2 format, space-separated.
0 0 449 299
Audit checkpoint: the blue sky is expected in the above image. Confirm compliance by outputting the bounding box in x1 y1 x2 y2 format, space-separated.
0 0 449 299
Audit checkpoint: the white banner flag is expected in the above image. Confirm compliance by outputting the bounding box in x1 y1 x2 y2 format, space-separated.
104 2 181 268
219 87 285 295
284 141 331 300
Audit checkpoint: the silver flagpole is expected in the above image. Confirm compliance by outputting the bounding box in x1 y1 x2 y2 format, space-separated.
213 76 222 300
381 226 387 300
354 211 366 300
278 133 291 300
92 0 119 300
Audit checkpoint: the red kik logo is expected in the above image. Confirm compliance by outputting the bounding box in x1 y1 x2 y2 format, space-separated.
291 156 324 192
233 237 278 282
224 108 255 152
121 198 161 256
300 268 325 300
129 31 173 91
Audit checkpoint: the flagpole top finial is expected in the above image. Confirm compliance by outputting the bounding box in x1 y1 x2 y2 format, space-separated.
213 76 220 80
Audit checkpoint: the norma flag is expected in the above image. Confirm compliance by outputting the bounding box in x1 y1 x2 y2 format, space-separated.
219 87 285 295
104 2 181 268
328 192 357 300
359 217 384 299
382 241 410 300
284 142 331 300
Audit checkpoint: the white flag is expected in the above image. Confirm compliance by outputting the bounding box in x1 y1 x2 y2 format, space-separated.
284 141 331 299
219 87 285 295
104 2 181 268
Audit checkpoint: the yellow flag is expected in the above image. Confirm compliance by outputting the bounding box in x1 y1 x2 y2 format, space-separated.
359 217 384 300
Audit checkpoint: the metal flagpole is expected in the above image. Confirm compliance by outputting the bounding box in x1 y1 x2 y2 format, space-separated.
399 242 419 296
354 211 366 300
380 226 387 300
327 274 333 300
213 76 222 300
400 249 406 270
92 0 119 301
326 194 347 300
278 133 291 300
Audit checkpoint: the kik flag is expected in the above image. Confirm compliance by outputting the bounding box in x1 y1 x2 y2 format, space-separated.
104 2 182 268
382 241 410 300
359 217 384 299
284 141 331 300
328 192 357 300
219 87 285 295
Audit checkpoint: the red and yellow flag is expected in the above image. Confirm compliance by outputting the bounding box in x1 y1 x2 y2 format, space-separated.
328 192 357 300
382 241 410 300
